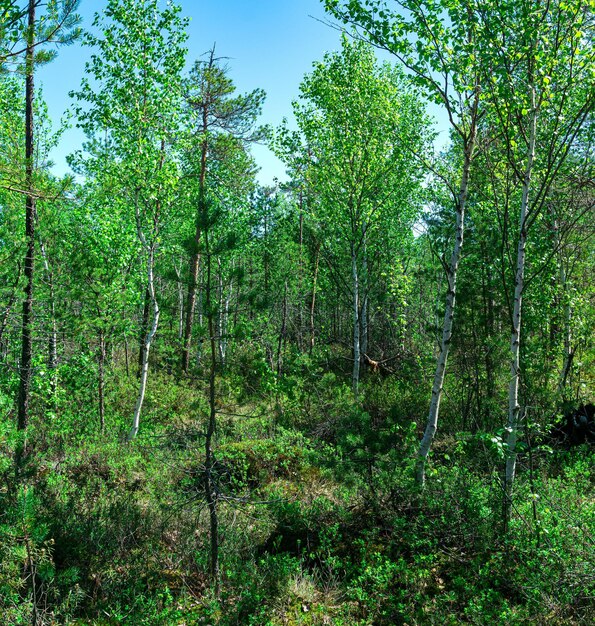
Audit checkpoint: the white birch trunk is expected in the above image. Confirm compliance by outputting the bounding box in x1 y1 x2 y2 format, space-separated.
416 129 477 486
504 92 537 523
129 185 161 441
129 245 160 440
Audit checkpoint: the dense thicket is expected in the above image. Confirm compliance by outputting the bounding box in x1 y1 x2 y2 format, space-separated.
1 0 594 624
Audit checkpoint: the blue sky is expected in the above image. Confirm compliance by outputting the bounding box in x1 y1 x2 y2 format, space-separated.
38 0 446 184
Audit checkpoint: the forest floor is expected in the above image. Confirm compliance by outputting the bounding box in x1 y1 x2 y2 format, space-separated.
1 361 594 625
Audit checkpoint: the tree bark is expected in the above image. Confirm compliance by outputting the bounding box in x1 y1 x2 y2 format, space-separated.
138 287 150 378
129 245 159 440
360 237 369 365
416 109 478 486
309 242 320 356
181 50 215 373
204 225 220 595
176 263 184 341
17 0 36 436
503 92 537 530
98 328 106 434
351 244 361 395
297 196 304 351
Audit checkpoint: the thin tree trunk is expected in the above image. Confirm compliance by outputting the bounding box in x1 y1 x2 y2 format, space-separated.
129 246 159 440
309 242 320 356
17 0 36 437
181 50 214 373
196 280 204 368
361 289 369 363
416 113 478 486
297 198 304 351
138 287 150 378
351 244 361 395
176 264 184 341
503 94 537 530
98 329 106 434
204 226 220 595
129 148 164 441
360 233 369 363
217 259 223 363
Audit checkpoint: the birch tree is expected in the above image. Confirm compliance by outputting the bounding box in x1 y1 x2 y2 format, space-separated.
324 0 485 484
6 0 80 443
278 36 427 395
71 0 187 440
475 0 595 528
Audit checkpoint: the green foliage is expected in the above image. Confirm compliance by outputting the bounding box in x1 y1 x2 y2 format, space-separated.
0 0 594 624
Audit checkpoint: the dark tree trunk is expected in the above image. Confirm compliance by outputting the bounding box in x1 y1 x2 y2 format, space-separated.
182 49 215 373
17 0 37 435
309 242 320 356
297 198 304 351
204 225 220 595
98 329 106 433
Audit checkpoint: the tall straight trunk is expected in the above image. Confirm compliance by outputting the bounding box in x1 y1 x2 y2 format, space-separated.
360 232 368 361
17 0 36 435
138 287 150 377
176 264 184 341
129 245 160 440
98 329 106 434
129 143 164 441
504 94 537 529
351 244 361 395
204 227 220 594
309 242 320 356
196 281 204 367
182 51 214 373
297 198 304 351
416 117 478 486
